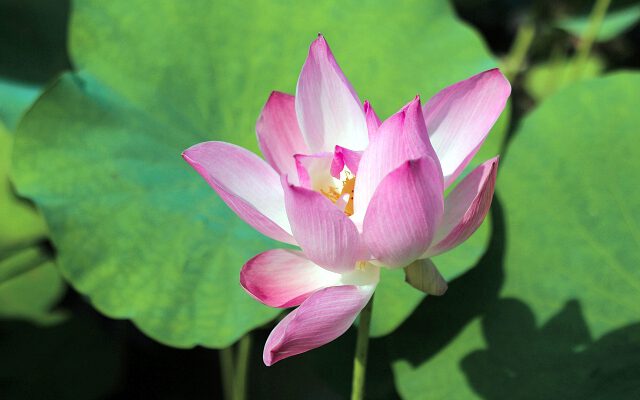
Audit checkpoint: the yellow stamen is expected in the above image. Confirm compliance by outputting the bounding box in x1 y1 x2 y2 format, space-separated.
340 176 356 216
320 175 356 216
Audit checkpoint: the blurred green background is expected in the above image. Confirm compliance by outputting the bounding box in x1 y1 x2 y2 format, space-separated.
1 0 639 398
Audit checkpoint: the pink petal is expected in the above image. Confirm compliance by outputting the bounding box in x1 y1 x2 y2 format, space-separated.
363 157 444 268
423 69 510 188
263 284 376 365
295 35 368 153
282 177 365 273
330 146 362 178
425 157 499 257
241 249 342 308
256 91 309 177
182 142 294 244
364 100 382 138
354 97 441 222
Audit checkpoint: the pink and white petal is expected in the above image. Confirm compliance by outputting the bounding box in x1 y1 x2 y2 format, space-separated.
425 157 499 257
330 146 362 178
423 69 510 187
182 142 295 244
364 100 382 138
295 35 368 153
294 152 334 190
282 177 364 273
256 91 309 176
354 97 441 222
363 157 444 268
241 249 342 308
263 284 376 366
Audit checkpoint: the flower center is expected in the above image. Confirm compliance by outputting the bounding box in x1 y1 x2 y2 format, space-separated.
320 171 356 216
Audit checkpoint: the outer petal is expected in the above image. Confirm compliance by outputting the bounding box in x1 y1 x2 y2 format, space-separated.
363 157 444 268
263 284 376 365
241 249 342 308
425 157 499 257
182 141 294 244
256 91 309 176
282 177 364 273
355 97 441 222
364 100 382 138
295 35 368 153
423 69 510 187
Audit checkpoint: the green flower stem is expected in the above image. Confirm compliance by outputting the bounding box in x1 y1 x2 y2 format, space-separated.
219 346 235 400
350 295 375 400
219 334 252 400
574 0 611 75
233 334 252 400
503 21 535 81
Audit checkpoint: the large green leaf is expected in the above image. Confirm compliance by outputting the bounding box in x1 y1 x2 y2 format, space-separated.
14 0 501 347
14 74 281 347
391 73 640 398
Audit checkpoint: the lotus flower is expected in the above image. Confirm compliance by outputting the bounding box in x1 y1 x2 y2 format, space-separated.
183 35 510 365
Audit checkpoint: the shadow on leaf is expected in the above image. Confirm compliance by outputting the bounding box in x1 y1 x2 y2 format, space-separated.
461 298 640 399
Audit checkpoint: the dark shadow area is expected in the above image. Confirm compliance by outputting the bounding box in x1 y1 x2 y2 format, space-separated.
107 323 222 400
0 287 225 400
0 301 121 400
0 0 71 83
385 194 507 366
249 316 401 399
461 298 640 399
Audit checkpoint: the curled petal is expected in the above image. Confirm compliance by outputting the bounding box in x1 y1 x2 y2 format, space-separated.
355 96 441 221
363 157 444 268
263 284 376 365
241 249 342 308
404 258 447 295
425 157 499 257
282 177 364 273
256 91 309 177
295 35 368 153
182 142 294 244
423 69 510 187
330 145 362 178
